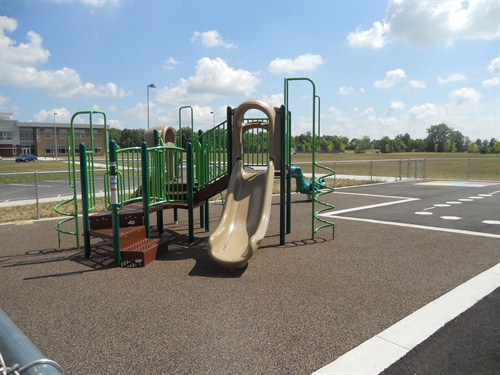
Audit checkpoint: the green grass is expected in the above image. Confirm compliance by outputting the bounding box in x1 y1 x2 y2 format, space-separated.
290 152 500 181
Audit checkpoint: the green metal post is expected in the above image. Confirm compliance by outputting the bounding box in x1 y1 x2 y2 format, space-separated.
80 143 91 258
285 77 316 239
187 142 194 242
286 109 292 235
141 142 151 239
279 105 286 245
227 106 233 174
109 140 121 267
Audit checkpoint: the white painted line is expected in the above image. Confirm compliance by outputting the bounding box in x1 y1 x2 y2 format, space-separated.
434 204 450 207
483 220 500 225
415 211 432 215
469 196 484 199
440 216 462 220
458 198 473 202
312 263 500 375
317 215 500 239
478 194 492 197
333 191 414 200
9 183 52 188
323 198 419 216
446 201 462 204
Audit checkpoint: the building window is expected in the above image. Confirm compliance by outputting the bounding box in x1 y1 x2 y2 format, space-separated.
75 130 86 139
44 129 53 138
20 129 34 141
59 129 67 139
58 145 68 155
0 131 13 140
93 130 99 139
94 146 102 155
45 145 54 155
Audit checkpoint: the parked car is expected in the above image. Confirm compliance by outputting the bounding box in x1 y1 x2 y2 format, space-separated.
15 154 38 162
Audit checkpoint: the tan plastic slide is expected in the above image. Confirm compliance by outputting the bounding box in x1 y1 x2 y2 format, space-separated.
208 158 275 268
208 98 277 268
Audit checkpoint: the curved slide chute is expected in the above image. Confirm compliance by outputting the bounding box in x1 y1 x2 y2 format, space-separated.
208 99 277 268
208 159 274 268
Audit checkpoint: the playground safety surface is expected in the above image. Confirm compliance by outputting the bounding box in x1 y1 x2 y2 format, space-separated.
0 179 499 374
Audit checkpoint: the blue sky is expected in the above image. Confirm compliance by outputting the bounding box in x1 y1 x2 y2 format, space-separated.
1 0 499 141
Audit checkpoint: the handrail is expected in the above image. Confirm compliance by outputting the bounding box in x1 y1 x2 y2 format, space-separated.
285 77 335 240
54 110 107 249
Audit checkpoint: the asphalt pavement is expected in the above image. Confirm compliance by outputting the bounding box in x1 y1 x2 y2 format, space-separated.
0 179 498 374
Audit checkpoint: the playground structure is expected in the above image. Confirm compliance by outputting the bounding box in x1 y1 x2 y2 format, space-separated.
53 78 335 268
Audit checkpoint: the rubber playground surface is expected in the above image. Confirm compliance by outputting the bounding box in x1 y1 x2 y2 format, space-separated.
0 179 499 374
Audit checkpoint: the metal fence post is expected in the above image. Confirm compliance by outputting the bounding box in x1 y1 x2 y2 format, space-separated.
467 158 471 180
370 160 373 182
34 172 40 220
399 159 402 180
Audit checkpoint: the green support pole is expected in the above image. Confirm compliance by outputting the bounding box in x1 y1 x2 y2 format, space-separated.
285 109 292 235
279 105 286 245
153 129 164 234
141 142 151 239
80 143 91 258
187 142 194 242
109 140 121 267
226 106 233 175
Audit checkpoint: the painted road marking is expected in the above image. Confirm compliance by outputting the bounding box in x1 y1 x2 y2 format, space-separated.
321 191 500 239
416 181 500 187
434 203 450 207
441 216 462 220
312 263 500 375
320 215 500 239
415 211 433 215
483 220 500 225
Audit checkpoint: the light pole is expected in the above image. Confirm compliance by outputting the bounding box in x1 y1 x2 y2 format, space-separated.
53 112 58 161
147 83 156 129
210 111 215 127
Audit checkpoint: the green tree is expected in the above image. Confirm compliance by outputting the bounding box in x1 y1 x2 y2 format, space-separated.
426 123 453 152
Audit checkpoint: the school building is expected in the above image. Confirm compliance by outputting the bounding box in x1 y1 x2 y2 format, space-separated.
0 113 106 159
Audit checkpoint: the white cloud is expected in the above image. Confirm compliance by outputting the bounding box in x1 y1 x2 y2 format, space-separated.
373 68 406 89
34 108 73 123
156 57 260 105
268 53 325 74
482 77 500 87
449 87 481 106
409 80 426 89
388 101 405 114
360 107 375 116
346 21 388 49
438 74 467 84
0 16 130 98
337 86 364 96
488 57 500 74
347 0 499 48
483 57 500 87
408 102 442 121
191 30 236 49
164 57 180 71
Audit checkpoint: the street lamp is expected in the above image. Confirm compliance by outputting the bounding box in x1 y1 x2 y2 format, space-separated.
147 83 156 129
53 112 58 161
210 111 215 127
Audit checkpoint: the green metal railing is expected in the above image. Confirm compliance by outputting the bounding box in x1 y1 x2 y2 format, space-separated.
54 110 108 249
196 120 229 188
284 78 335 240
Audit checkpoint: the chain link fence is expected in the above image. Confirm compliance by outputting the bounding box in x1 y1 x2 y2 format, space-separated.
1 158 499 223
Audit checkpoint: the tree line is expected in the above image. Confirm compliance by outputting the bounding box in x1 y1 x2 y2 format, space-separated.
292 124 500 154
108 123 500 154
